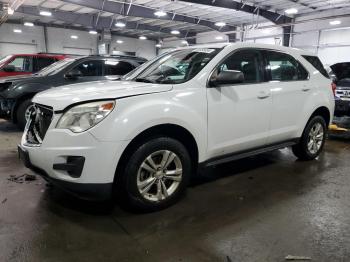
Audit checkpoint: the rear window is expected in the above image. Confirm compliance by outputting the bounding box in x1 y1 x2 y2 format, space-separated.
302 55 329 79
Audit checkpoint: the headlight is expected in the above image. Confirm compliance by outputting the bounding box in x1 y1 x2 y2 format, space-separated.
56 100 115 133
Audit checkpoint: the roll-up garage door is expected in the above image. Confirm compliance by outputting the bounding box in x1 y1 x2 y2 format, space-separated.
0 43 37 56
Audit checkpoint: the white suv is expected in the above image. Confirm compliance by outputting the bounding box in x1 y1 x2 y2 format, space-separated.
18 43 334 211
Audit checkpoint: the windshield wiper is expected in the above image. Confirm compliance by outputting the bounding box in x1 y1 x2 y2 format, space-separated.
135 77 154 83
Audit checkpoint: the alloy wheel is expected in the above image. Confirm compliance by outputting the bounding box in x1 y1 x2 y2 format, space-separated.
307 122 324 154
137 150 183 202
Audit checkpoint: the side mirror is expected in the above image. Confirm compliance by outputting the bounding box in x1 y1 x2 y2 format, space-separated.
3 65 16 72
210 70 244 87
65 69 82 80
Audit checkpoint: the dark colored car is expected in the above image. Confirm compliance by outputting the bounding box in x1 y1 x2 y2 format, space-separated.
329 62 350 116
0 55 146 129
0 53 66 78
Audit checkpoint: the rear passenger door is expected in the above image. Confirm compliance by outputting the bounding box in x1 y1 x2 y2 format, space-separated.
263 50 311 144
103 59 135 80
207 49 272 158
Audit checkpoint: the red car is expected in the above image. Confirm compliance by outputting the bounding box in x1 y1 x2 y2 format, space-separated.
0 53 66 78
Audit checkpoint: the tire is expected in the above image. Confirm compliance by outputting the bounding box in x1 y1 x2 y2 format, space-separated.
120 137 192 212
16 99 34 130
292 115 327 161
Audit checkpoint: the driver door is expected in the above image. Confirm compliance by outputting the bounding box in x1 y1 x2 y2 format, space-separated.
207 49 273 158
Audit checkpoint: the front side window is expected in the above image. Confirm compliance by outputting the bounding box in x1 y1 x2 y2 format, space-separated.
104 60 135 76
217 49 263 84
130 48 221 84
7 56 32 72
73 60 103 77
266 51 308 81
37 58 75 76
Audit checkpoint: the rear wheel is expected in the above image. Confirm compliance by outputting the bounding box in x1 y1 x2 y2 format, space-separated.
120 137 191 212
292 115 327 160
16 99 34 130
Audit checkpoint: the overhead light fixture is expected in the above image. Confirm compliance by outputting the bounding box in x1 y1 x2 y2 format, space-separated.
115 22 126 28
215 36 224 40
71 35 78 39
7 7 14 15
155 43 162 48
284 8 298 14
330 20 341 25
171 30 180 35
139 36 147 40
24 22 34 27
13 29 22 33
116 40 124 44
89 30 97 34
154 10 167 17
40 10 52 16
215 22 226 27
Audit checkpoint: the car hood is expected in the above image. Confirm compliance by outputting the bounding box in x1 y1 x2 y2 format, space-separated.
330 62 350 81
0 74 39 83
33 80 173 111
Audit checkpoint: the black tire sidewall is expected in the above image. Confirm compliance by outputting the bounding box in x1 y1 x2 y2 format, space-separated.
16 99 33 129
300 116 327 159
123 137 191 211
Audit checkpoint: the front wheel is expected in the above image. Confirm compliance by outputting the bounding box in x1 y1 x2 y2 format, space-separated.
16 99 34 130
120 137 192 212
292 116 327 160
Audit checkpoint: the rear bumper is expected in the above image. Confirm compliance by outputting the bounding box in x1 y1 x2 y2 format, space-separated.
334 99 350 116
18 144 113 201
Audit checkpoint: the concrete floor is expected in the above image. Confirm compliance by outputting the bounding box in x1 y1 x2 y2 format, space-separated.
1 119 350 262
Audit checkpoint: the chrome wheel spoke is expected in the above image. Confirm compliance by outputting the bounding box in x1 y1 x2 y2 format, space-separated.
141 162 156 173
139 177 156 194
156 180 163 200
160 179 169 198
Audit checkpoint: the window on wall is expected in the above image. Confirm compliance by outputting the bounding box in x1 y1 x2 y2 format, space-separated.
104 60 135 76
217 49 263 83
74 60 103 76
266 51 309 81
7 56 32 72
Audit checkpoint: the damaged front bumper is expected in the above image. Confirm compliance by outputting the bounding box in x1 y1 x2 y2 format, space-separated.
0 97 15 118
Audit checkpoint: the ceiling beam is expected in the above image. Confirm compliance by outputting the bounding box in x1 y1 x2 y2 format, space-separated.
14 5 191 39
179 0 292 25
60 0 235 32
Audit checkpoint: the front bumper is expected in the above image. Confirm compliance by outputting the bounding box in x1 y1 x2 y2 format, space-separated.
20 125 130 201
18 145 113 200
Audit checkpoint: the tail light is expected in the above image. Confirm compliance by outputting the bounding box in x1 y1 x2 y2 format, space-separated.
331 82 336 96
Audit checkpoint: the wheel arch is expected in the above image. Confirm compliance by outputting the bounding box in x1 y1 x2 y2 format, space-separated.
309 106 331 127
114 124 199 185
12 93 36 123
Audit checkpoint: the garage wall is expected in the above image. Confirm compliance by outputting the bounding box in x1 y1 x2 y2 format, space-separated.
0 23 45 56
292 9 350 65
110 35 156 60
46 27 98 55
244 22 283 45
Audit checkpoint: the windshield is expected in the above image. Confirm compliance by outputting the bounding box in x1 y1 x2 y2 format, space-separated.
0 55 11 67
125 48 221 84
36 58 75 76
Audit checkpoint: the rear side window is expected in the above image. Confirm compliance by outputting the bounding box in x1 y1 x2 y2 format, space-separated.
266 51 308 81
302 55 329 79
7 56 32 72
34 57 56 72
104 60 135 76
218 49 263 84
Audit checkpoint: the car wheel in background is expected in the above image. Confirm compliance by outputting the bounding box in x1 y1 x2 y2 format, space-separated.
16 99 34 130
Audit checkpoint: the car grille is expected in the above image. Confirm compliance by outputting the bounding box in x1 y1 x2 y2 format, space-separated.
25 104 53 146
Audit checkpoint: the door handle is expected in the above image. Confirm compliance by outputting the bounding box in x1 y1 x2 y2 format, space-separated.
257 91 270 99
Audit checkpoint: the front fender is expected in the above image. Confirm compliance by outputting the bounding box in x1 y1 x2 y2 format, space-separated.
89 89 208 162
3 83 50 99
